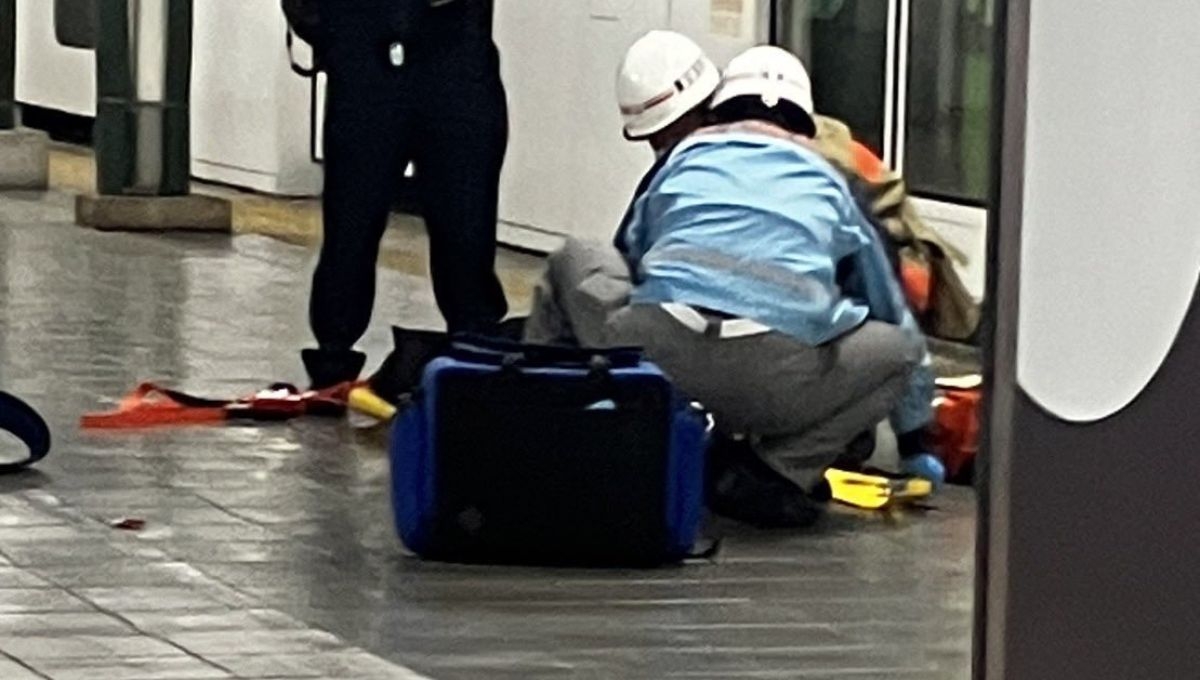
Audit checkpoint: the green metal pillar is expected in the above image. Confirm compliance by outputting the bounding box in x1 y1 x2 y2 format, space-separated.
0 0 16 131
94 0 192 196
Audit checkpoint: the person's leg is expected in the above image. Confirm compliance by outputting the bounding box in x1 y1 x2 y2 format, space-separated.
305 67 411 387
524 239 633 347
412 69 509 335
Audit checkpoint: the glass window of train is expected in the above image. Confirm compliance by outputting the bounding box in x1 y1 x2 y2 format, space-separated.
775 0 891 157
904 0 995 205
55 0 98 50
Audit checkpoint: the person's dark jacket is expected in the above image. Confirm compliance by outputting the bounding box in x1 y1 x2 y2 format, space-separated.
613 149 674 256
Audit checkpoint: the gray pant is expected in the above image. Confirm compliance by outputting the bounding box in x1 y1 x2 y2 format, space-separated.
526 239 924 491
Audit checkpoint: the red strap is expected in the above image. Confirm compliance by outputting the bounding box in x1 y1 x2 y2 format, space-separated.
224 383 351 420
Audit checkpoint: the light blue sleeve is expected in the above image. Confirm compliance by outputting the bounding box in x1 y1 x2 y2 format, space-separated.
842 201 935 435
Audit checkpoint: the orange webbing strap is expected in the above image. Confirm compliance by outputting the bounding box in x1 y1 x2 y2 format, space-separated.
80 382 355 429
81 383 229 429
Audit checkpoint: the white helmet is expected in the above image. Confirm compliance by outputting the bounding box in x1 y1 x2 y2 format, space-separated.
711 45 815 117
616 31 720 140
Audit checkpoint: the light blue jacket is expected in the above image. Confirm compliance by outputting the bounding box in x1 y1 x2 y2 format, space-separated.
621 129 933 434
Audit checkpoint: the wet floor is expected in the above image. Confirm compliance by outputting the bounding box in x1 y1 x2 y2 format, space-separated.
0 191 975 679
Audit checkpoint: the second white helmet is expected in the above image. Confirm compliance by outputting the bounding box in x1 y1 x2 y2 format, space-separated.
616 31 721 140
712 45 815 117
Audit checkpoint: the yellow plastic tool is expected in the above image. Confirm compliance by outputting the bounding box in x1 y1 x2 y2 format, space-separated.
347 386 398 422
823 468 934 510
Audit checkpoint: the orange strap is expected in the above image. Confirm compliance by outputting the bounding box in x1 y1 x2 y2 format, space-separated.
81 382 354 430
81 383 228 429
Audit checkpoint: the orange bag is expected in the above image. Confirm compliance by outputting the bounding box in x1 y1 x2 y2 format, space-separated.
930 381 982 484
901 258 932 314
849 140 888 184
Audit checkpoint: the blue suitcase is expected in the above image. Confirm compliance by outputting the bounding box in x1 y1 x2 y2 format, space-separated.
390 338 709 566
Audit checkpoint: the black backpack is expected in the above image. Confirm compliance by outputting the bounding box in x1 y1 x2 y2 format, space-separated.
283 0 323 76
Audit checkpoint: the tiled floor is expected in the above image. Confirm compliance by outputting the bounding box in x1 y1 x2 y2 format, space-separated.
0 190 976 679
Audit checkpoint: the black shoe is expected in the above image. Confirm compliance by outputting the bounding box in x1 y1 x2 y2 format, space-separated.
366 327 451 404
706 436 824 529
302 348 367 390
451 317 528 342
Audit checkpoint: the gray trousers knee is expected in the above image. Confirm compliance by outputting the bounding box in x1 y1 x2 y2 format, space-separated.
525 239 632 347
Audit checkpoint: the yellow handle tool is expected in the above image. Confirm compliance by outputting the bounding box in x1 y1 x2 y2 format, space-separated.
824 468 934 511
347 386 398 422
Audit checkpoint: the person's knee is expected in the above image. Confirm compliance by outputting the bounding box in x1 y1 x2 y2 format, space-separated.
548 239 629 297
545 241 578 283
551 238 606 271
856 321 926 377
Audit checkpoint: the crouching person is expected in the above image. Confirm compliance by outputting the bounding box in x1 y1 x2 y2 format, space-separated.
529 47 937 528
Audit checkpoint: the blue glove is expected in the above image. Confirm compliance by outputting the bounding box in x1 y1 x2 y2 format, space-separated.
901 453 946 490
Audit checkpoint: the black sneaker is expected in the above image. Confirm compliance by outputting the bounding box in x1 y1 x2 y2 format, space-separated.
302 348 366 390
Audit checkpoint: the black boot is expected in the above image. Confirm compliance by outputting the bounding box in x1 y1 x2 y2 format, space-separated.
302 348 366 390
495 317 528 341
366 327 451 404
706 436 825 529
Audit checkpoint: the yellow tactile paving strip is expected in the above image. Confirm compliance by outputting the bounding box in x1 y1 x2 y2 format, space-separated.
48 145 538 311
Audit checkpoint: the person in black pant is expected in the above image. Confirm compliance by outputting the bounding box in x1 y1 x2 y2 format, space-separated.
302 0 509 388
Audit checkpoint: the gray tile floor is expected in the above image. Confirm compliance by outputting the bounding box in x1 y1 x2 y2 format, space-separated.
0 191 976 679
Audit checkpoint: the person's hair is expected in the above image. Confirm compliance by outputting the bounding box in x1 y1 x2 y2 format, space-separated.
648 97 715 151
709 95 816 137
669 96 715 131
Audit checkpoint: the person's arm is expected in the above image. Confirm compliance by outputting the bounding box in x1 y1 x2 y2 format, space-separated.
618 190 655 280
844 205 908 326
613 204 634 257
840 200 935 435
614 150 674 256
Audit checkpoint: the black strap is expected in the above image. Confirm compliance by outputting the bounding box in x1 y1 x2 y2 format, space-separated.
450 335 644 371
0 392 51 475
286 28 322 78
